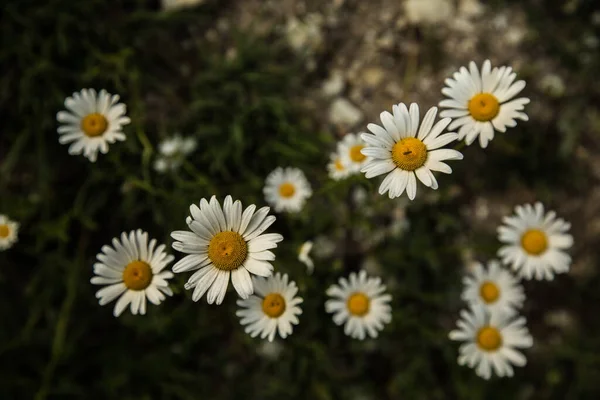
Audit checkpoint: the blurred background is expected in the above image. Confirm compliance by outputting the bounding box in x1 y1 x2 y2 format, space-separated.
1 0 600 398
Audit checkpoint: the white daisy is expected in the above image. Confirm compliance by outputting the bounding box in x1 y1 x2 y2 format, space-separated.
171 195 284 304
449 306 533 379
462 260 525 314
154 134 197 173
325 270 392 340
236 272 303 342
360 103 463 200
439 60 530 148
298 241 314 274
327 151 352 181
263 167 312 213
497 202 573 281
338 133 370 173
56 88 131 162
91 230 175 317
0 214 20 251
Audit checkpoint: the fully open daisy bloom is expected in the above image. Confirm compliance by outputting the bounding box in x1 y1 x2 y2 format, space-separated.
327 151 351 181
236 273 303 342
171 195 283 304
338 133 370 173
325 270 392 340
497 202 573 281
56 89 131 162
91 230 175 317
263 167 312 213
449 306 533 380
360 103 463 200
298 240 314 274
462 260 525 314
0 214 20 251
439 60 530 148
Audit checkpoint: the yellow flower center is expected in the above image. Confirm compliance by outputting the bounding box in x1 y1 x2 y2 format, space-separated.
262 293 286 318
349 144 366 163
0 224 10 238
347 292 370 316
122 261 153 291
468 93 500 122
80 113 108 137
334 159 345 171
521 229 548 255
479 281 500 304
278 182 296 198
391 137 428 171
476 326 503 351
208 231 248 271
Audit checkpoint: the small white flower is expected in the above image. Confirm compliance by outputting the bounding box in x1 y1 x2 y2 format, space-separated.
449 306 533 380
338 133 370 173
360 103 463 200
263 167 312 213
497 202 573 281
91 230 175 317
325 270 392 340
327 151 352 181
154 134 197 173
56 89 131 162
0 214 20 251
236 273 303 342
171 195 283 305
298 241 314 274
439 60 530 148
462 260 525 314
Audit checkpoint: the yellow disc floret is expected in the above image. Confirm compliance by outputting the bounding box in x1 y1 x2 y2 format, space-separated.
521 229 548 255
262 293 286 318
122 260 153 291
278 182 296 198
208 231 248 271
476 326 503 351
347 292 370 316
0 224 10 238
391 137 428 171
350 145 367 163
334 159 345 171
81 113 108 137
479 281 500 304
468 93 500 122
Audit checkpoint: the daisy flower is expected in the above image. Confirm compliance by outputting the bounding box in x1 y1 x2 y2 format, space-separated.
325 270 392 340
360 103 463 200
298 240 314 274
0 214 20 251
91 230 175 317
338 133 370 173
449 306 533 379
154 134 197 173
327 151 351 181
56 88 131 162
263 167 312 213
497 202 573 281
171 195 283 304
236 273 303 342
462 260 525 314
439 60 530 148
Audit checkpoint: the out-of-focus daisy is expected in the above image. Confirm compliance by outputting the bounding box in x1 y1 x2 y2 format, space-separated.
439 60 530 148
0 214 20 251
497 202 573 281
325 270 392 340
338 133 370 173
263 167 312 213
449 306 533 379
327 151 351 181
154 134 197 173
236 273 303 342
360 103 463 200
171 195 283 304
91 230 174 317
56 88 131 162
298 241 314 274
257 340 284 360
405 0 454 25
462 260 525 314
